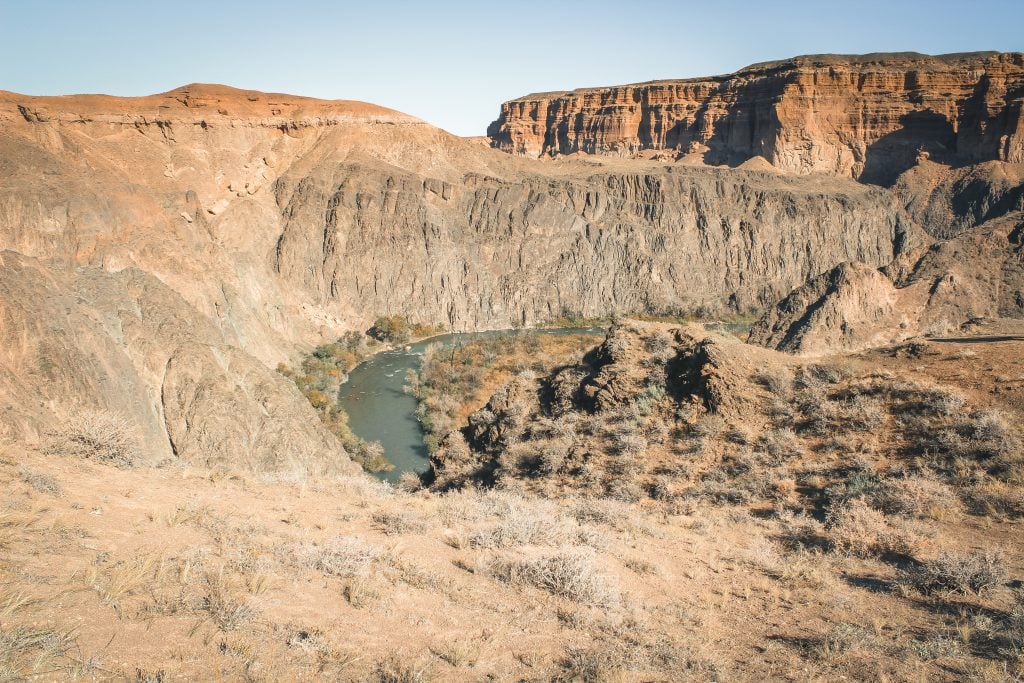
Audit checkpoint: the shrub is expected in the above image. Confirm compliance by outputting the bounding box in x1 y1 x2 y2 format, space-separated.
396 471 423 493
961 483 1024 518
17 466 62 496
372 511 427 536
899 549 1008 595
485 549 619 607
303 536 378 578
826 498 924 557
371 654 431 683
814 623 876 660
45 409 139 467
753 368 790 395
968 409 1018 458
464 492 586 549
368 316 413 344
757 428 804 464
871 477 960 519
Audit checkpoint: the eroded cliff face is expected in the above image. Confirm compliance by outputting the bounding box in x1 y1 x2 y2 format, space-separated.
0 251 358 474
488 52 1024 182
748 212 1024 354
272 164 912 327
0 84 915 345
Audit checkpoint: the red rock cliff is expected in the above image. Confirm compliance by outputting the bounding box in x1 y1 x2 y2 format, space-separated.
488 52 1024 183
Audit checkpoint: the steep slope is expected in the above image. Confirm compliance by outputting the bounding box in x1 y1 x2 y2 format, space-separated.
489 52 1024 181
0 251 357 474
748 212 1024 354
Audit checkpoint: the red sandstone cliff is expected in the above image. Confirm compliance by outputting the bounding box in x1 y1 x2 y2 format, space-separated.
488 52 1024 183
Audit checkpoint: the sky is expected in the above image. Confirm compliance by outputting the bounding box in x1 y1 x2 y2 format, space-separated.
1 0 1021 137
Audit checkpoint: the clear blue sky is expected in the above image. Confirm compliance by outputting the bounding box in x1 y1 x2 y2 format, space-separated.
1 0 1020 136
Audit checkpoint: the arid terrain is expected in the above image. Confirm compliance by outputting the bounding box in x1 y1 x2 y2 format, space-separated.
1 51 1023 681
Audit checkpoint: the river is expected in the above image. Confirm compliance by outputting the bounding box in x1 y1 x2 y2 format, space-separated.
336 322 751 482
336 328 606 483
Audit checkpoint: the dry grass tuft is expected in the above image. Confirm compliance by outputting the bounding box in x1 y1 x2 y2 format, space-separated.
201 568 258 630
17 466 62 496
303 536 378 578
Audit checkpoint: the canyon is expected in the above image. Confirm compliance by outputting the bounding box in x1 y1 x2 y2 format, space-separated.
0 52 1021 471
2 51 1024 682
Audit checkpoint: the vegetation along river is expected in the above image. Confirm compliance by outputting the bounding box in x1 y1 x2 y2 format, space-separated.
337 328 606 483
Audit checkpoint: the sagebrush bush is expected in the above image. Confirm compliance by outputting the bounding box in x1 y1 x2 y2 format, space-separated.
45 409 139 467
962 483 1024 518
871 477 960 519
303 536 378 578
825 498 924 557
485 549 619 607
757 428 804 464
899 549 1008 595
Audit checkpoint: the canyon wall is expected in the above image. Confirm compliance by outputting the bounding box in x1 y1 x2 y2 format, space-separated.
488 52 1024 182
748 212 1024 354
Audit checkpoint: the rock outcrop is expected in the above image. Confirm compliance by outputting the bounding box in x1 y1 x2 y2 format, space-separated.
748 212 1024 354
488 52 1024 182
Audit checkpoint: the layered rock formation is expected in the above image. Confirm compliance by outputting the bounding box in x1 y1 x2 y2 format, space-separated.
488 52 1024 182
748 212 1024 354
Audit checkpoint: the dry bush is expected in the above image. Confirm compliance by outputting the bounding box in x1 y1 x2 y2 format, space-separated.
395 471 423 493
813 623 876 660
371 654 431 683
962 483 1024 518
558 645 626 681
826 498 925 557
485 549 620 607
898 549 1008 596
754 368 791 395
871 477 961 520
303 536 378 578
372 510 427 536
969 409 1019 459
44 409 139 467
17 465 62 496
757 428 804 464
908 635 962 661
456 491 600 549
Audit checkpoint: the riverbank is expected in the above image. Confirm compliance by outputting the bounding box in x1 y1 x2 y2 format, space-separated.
337 328 606 483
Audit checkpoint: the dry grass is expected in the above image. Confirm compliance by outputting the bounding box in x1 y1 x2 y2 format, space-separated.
201 568 258 630
88 555 164 616
825 498 927 558
302 536 379 578
17 465 62 496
